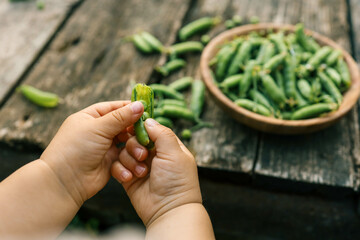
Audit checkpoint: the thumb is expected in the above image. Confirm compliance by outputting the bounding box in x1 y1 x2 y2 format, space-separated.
145 118 182 156
97 101 143 138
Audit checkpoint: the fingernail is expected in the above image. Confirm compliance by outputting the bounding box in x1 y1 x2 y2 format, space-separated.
145 118 159 128
121 170 131 180
130 101 143 114
135 165 146 176
135 148 144 160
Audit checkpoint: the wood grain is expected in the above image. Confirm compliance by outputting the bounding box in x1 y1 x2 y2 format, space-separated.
0 0 191 149
255 0 359 189
0 0 79 103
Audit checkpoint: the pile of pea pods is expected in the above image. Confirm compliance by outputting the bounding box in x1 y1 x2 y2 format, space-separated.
211 23 351 120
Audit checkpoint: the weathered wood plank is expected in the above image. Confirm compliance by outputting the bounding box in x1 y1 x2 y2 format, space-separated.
255 0 358 189
0 0 80 103
0 0 191 149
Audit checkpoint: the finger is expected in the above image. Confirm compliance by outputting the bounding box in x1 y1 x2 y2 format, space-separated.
145 118 182 156
96 101 144 138
81 101 131 118
126 136 148 161
111 161 133 183
119 148 148 177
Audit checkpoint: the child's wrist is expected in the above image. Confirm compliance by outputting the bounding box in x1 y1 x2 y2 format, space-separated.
38 158 86 207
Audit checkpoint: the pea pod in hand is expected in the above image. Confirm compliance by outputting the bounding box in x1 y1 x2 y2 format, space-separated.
131 84 154 149
18 85 59 108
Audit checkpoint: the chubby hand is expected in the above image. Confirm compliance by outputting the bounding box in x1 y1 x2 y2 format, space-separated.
40 101 144 206
111 118 202 226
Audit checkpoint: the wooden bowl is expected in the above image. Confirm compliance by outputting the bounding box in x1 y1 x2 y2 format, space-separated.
200 23 360 134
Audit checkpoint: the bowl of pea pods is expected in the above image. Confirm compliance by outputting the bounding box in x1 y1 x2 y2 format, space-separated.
200 23 360 134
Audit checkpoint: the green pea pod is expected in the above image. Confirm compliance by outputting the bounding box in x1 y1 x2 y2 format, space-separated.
297 79 312 100
239 60 256 97
301 52 313 63
235 99 271 117
154 108 163 118
155 59 186 76
216 46 236 80
275 69 286 96
168 77 193 91
181 129 192 140
220 74 243 90
326 49 342 66
131 84 154 149
190 79 206 119
262 43 276 63
291 103 337 120
154 117 174 129
261 74 287 108
295 23 319 53
294 87 309 108
225 19 235 29
269 33 287 54
318 71 342 105
325 68 342 87
178 17 221 41
141 32 164 53
255 40 270 65
168 41 204 56
249 16 260 24
161 105 197 122
18 85 59 108
158 99 187 108
227 41 252 76
319 94 336 103
222 89 238 101
283 55 297 101
263 52 287 73
150 84 184 100
306 46 332 71
311 77 322 98
132 34 153 54
201 35 211 45
281 111 293 120
336 58 351 89
249 89 272 109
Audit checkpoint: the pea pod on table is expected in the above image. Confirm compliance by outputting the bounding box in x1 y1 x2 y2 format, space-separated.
178 17 221 41
190 79 206 119
150 84 184 100
168 77 193 91
167 41 204 56
155 59 186 76
18 85 59 108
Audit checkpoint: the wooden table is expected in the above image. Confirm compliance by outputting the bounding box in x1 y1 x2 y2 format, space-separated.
1 0 360 238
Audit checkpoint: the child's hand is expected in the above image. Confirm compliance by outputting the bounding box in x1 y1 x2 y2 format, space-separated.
111 119 202 226
40 101 144 206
